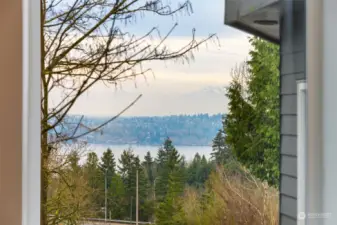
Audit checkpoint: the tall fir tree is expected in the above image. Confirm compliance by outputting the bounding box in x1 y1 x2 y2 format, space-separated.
246 36 280 186
118 148 135 192
187 153 201 187
223 37 280 186
187 153 212 188
133 156 152 221
118 148 135 218
84 152 104 215
84 152 102 188
108 173 127 219
155 169 187 225
155 147 167 180
143 151 155 186
155 138 186 224
99 148 116 188
200 155 212 185
211 129 232 165
155 138 183 201
224 66 256 166
142 151 157 211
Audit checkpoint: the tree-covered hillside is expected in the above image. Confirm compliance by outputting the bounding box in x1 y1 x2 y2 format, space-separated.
66 114 223 146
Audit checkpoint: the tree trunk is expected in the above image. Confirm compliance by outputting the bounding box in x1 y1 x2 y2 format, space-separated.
41 139 48 225
40 86 49 225
41 3 48 223
41 91 49 225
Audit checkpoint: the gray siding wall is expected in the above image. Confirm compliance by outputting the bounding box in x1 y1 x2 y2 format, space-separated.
279 0 306 224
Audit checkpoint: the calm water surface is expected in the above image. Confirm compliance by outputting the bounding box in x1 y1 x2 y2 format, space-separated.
87 144 212 162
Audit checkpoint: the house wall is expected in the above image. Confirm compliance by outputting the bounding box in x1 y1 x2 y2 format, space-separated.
279 0 306 224
0 1 23 224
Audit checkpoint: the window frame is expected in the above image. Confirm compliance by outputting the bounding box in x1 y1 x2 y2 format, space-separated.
22 0 41 224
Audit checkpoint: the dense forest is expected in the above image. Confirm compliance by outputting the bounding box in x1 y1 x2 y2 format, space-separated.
50 137 218 223
50 131 278 225
60 114 223 146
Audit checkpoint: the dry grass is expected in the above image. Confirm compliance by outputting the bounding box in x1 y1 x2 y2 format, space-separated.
183 165 279 225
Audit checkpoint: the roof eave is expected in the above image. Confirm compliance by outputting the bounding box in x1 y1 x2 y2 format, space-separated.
224 0 280 44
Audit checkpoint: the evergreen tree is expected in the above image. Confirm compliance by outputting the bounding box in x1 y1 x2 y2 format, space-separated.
143 151 155 185
187 153 212 188
155 138 186 224
246 36 280 186
99 148 116 188
134 156 152 221
155 171 187 225
118 149 150 220
164 137 176 153
167 146 182 171
200 155 212 185
84 152 102 188
223 37 280 186
108 173 126 219
68 150 81 173
155 138 183 201
84 152 104 215
224 66 256 166
155 147 167 183
118 148 135 217
118 148 135 192
187 153 201 187
211 129 232 165
141 152 157 221
118 149 153 221
133 156 148 200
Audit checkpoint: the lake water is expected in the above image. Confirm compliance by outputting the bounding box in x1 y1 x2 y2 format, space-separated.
87 144 212 163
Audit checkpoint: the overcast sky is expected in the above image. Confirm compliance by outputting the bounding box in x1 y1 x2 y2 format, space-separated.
62 0 251 117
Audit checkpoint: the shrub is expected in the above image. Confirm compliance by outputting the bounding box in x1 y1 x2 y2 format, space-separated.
183 165 279 225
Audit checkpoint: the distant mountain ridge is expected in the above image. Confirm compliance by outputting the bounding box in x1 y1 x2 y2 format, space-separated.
66 113 224 146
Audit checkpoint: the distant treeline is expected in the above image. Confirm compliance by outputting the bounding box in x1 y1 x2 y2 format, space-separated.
63 114 223 146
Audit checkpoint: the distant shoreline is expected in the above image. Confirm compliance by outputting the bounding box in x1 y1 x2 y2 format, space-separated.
88 143 212 147
87 144 213 162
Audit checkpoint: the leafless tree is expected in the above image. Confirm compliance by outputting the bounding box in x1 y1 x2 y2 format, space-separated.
41 0 215 224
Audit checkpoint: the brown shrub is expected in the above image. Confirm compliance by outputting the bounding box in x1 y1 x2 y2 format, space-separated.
183 164 279 225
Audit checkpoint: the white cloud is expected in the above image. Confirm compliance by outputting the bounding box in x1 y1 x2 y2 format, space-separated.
50 34 250 117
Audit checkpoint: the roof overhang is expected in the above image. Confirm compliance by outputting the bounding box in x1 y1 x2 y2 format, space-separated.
225 0 280 43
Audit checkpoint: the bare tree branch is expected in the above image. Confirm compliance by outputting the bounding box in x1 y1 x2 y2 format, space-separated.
49 94 142 144
41 1 216 223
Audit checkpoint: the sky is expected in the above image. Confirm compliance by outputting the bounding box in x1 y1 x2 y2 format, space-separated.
64 0 251 117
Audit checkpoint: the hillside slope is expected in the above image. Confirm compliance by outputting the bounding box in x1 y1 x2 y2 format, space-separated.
66 114 223 146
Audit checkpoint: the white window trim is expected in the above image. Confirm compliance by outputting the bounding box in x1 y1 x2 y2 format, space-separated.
22 0 41 224
297 80 307 224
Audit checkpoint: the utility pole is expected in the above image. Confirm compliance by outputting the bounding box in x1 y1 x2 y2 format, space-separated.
105 169 107 222
136 169 139 225
153 177 158 201
130 196 133 221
